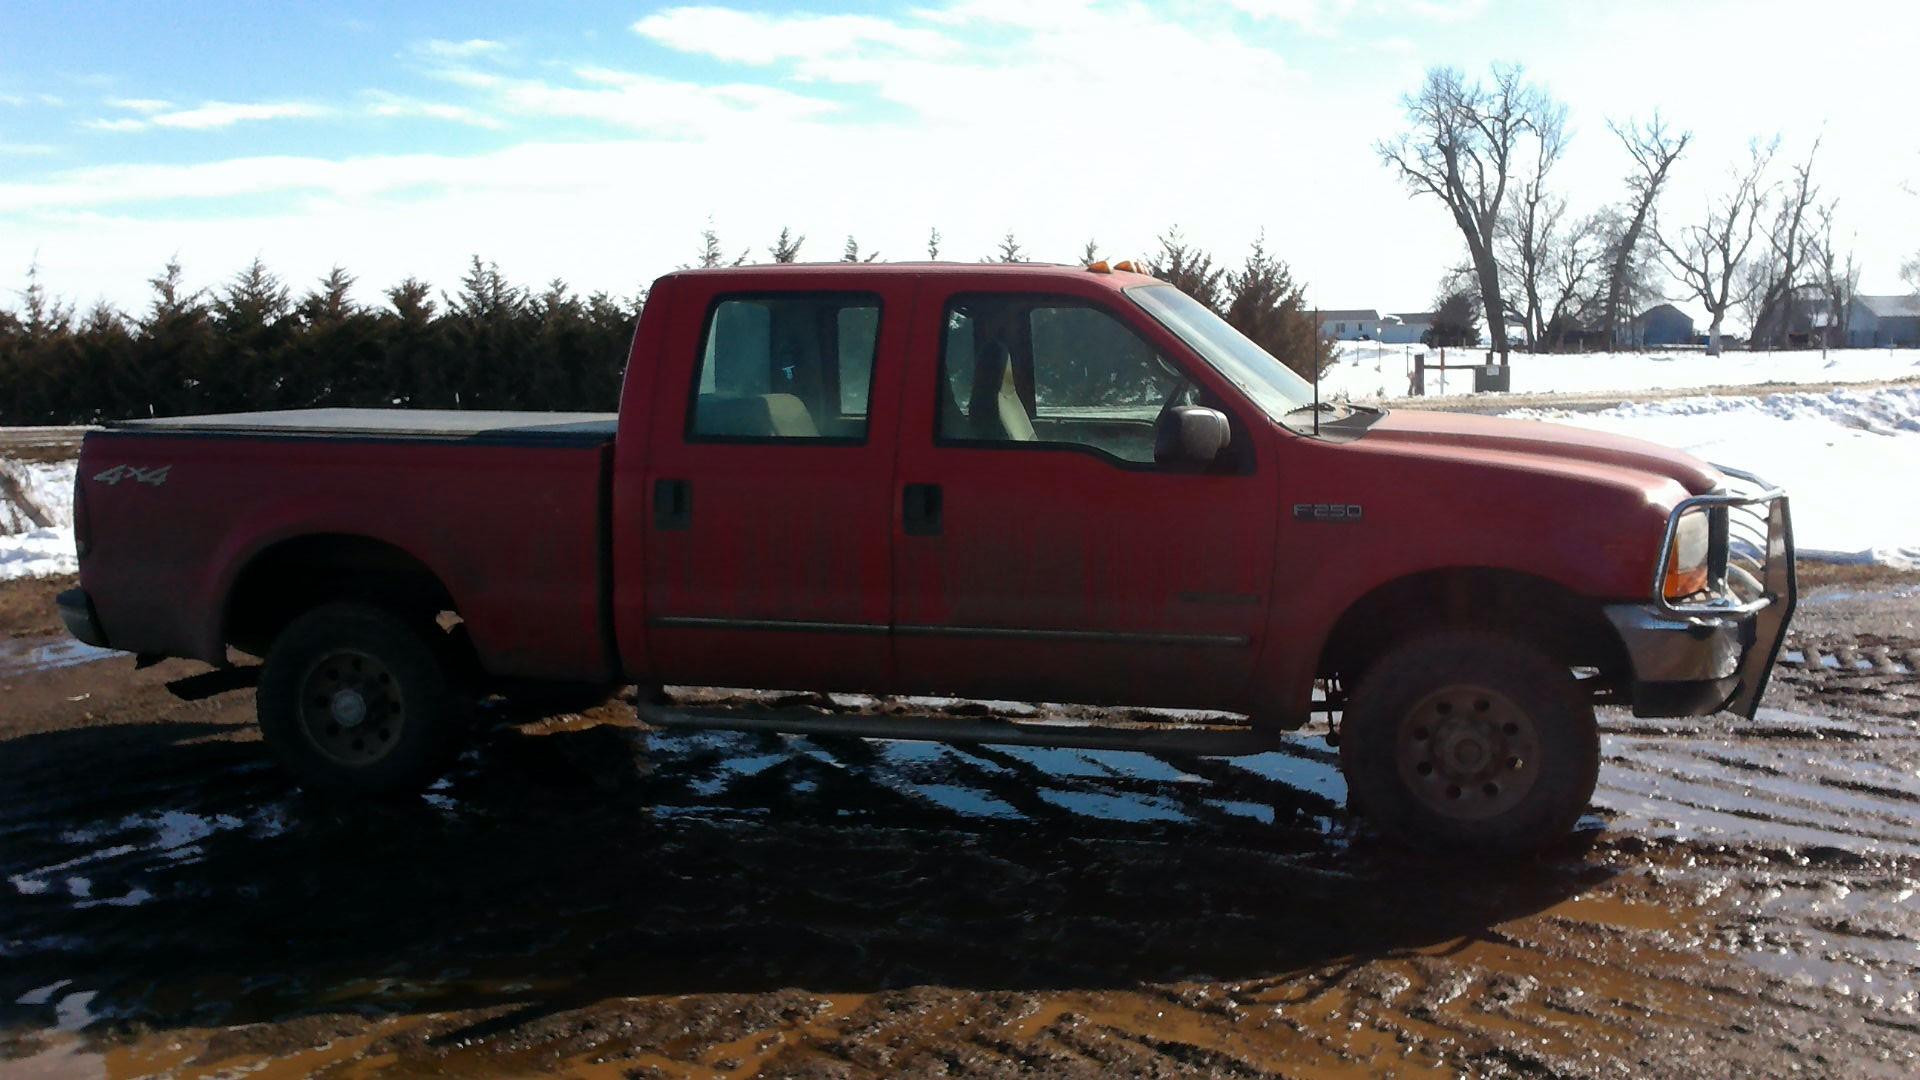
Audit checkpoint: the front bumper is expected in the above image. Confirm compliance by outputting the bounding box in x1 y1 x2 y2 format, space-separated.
57 588 111 649
1610 467 1796 719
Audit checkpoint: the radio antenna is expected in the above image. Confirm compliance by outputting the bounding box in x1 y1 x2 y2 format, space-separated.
1312 304 1320 436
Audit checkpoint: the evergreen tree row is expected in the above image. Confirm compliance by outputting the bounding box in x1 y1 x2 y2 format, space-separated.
1 230 1333 426
0 257 640 425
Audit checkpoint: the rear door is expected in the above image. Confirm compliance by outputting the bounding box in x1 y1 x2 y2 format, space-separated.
642 275 907 691
891 283 1279 710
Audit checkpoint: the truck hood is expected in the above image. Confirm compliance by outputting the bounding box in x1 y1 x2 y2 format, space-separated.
1363 408 1722 496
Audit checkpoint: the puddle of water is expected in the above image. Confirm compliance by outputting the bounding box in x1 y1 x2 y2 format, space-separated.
1207 798 1277 824
1034 788 1188 823
912 783 1023 819
1226 750 1349 806
15 978 72 1006
0 636 121 680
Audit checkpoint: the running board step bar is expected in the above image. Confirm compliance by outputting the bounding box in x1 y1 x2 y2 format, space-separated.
636 704 1279 757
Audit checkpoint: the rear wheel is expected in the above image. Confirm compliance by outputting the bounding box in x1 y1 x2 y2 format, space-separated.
257 603 464 793
1338 630 1598 855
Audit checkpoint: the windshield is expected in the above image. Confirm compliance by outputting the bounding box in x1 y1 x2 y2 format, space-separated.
1125 283 1316 422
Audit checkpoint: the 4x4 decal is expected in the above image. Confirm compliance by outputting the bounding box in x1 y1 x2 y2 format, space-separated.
92 464 172 487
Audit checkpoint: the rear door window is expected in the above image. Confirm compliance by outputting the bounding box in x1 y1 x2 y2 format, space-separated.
691 293 881 441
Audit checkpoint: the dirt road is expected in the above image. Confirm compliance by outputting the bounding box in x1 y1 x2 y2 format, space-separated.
1 567 1916 1078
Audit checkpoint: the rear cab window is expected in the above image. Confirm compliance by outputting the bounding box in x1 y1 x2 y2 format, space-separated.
691 293 881 442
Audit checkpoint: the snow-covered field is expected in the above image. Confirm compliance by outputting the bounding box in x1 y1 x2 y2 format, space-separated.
0 460 77 581
1326 344 1920 402
1506 388 1920 570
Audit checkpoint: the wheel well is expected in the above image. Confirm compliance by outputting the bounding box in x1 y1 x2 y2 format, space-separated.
1317 568 1628 694
223 534 459 658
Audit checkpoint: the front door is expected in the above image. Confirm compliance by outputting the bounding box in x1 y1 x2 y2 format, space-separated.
644 279 907 691
891 286 1279 710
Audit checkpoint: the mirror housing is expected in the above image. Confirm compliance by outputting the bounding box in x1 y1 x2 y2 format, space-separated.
1154 406 1231 465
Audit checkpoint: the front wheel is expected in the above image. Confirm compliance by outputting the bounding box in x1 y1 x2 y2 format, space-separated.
257 602 464 794
1338 630 1599 856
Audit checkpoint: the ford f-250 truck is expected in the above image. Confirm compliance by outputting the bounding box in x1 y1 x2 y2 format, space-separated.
58 262 1795 853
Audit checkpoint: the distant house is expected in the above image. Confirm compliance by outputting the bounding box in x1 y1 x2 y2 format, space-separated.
1317 309 1381 341
1846 295 1920 347
1376 312 1435 344
1627 303 1694 348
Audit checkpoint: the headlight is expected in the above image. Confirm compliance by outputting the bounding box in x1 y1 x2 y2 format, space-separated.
1663 510 1710 599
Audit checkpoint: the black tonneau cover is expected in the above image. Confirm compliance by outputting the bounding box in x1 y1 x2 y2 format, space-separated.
108 408 617 447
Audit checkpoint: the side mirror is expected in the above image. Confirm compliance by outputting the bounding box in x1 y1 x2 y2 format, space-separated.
1155 406 1231 465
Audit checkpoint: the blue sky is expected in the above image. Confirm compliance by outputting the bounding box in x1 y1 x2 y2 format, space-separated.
2 1 1915 322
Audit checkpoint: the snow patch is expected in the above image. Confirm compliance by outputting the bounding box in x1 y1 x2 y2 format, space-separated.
0 458 77 580
1328 344 1920 401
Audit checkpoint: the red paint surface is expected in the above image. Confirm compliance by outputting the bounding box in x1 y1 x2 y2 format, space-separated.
81 263 1715 723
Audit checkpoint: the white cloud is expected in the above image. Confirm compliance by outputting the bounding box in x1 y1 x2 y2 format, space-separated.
0 141 56 156
85 100 332 133
420 38 506 59
632 7 954 64
363 92 502 129
429 62 838 135
104 97 171 114
1222 0 1358 31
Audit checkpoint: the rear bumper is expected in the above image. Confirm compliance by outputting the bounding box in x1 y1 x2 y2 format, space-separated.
57 588 111 649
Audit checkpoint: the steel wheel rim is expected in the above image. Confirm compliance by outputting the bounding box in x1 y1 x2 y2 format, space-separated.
1394 683 1541 821
297 648 405 767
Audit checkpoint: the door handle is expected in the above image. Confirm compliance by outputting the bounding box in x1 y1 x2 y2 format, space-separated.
903 483 942 536
654 478 692 531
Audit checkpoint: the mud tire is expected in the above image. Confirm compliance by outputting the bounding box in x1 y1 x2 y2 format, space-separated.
1339 629 1598 856
257 603 463 794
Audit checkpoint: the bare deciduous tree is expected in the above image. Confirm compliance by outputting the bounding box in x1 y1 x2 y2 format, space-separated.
1808 204 1859 349
994 231 1027 263
1656 141 1774 356
841 235 879 263
1379 65 1556 362
1497 98 1568 352
1539 212 1612 348
1602 115 1690 347
1744 138 1825 349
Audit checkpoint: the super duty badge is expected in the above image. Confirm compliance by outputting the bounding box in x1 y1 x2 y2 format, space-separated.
1294 503 1362 522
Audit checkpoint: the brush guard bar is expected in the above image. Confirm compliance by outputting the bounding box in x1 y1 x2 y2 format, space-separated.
1650 465 1796 717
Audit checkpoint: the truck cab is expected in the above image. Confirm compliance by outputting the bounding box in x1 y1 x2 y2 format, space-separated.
59 262 1795 854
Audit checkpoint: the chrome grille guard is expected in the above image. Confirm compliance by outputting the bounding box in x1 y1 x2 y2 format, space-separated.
1651 464 1796 718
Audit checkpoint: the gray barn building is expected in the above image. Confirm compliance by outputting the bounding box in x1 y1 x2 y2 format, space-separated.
1628 303 1695 348
1846 295 1920 347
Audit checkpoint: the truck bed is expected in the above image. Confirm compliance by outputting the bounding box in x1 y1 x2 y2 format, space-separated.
81 409 617 683
112 408 617 446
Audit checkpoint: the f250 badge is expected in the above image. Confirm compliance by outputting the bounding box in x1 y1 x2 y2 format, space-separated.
1294 503 1362 522
92 464 172 487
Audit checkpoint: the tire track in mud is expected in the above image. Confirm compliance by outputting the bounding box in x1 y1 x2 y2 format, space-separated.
2 642 1919 1074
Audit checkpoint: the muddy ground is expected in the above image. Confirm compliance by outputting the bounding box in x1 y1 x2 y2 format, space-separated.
0 566 1915 1078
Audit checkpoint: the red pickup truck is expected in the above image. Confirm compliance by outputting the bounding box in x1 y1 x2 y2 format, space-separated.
57 262 1795 852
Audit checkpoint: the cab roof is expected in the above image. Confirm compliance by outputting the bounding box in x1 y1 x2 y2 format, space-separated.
657 261 1159 290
